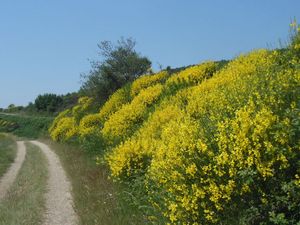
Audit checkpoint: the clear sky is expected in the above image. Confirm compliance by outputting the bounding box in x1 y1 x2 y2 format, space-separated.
0 0 299 108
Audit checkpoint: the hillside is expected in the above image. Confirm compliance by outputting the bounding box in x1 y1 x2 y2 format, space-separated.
46 25 300 225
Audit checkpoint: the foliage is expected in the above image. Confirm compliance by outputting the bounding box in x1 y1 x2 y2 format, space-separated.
49 116 77 142
80 37 152 104
48 109 71 138
49 25 300 224
101 84 164 142
165 61 217 87
130 71 169 97
105 48 300 224
0 118 19 132
48 97 95 142
72 97 95 122
78 113 104 152
2 104 24 113
98 84 132 122
2 92 79 116
0 114 52 139
34 93 63 113
79 113 102 138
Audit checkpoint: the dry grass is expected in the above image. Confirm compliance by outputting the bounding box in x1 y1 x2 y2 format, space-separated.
0 133 17 178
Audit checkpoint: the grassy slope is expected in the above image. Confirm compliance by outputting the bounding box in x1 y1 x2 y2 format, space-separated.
0 113 53 139
0 134 17 178
44 139 147 225
0 142 48 225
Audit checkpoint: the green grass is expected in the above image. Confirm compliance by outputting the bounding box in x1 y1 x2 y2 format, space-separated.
0 113 53 139
0 142 48 225
0 134 17 178
45 139 147 225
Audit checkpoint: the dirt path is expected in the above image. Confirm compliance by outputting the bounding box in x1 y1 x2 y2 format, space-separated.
0 141 26 200
31 141 78 225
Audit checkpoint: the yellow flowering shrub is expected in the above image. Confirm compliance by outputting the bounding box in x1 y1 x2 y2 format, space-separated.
106 48 300 224
49 97 95 142
77 113 105 152
102 84 164 141
72 97 94 122
147 116 204 222
48 109 71 136
50 26 300 224
78 113 102 138
107 104 185 178
131 71 169 97
99 86 130 121
186 50 275 120
49 116 77 141
166 61 217 86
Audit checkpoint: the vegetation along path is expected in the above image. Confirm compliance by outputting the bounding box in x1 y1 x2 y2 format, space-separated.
30 141 78 225
0 141 26 200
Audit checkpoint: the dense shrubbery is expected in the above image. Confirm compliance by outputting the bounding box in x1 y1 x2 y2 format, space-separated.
98 84 132 122
165 61 217 86
49 25 300 224
49 97 95 142
101 83 164 142
130 71 169 97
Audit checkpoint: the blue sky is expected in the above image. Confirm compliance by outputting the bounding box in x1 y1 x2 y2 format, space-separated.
0 0 299 108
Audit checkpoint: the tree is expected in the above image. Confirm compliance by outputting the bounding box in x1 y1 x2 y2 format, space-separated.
80 37 151 104
8 104 15 109
61 92 79 109
34 93 63 113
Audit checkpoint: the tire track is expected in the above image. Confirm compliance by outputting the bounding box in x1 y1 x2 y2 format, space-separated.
30 141 78 225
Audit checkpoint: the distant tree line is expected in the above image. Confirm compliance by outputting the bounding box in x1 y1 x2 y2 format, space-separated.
34 92 79 113
1 92 79 116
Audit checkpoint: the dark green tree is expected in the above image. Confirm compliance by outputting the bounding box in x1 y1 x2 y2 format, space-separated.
80 37 151 104
61 92 79 109
34 93 63 113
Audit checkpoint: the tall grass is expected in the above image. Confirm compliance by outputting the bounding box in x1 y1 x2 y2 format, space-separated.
0 114 53 139
0 134 17 178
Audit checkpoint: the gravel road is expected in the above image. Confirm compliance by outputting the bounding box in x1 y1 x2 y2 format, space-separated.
31 141 78 225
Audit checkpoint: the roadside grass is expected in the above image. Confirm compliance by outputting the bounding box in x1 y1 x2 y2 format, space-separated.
0 142 48 225
45 140 147 225
0 133 17 178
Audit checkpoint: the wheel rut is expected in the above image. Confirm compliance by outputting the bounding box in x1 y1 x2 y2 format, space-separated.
31 141 78 225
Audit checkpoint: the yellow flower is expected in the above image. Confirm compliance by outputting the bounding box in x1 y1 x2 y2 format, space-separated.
185 163 197 177
290 21 297 27
131 71 168 97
